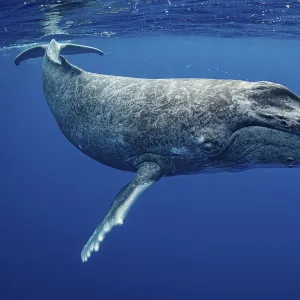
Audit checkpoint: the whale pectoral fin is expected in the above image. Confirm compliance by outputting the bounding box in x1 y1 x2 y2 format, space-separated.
61 43 104 56
81 162 162 262
14 45 46 65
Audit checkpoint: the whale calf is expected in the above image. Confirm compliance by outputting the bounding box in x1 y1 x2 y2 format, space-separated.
15 39 300 262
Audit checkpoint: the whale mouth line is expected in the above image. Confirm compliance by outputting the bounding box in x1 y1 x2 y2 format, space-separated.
235 124 300 138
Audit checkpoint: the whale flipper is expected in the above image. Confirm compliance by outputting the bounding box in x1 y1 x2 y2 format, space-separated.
81 162 162 262
14 39 104 66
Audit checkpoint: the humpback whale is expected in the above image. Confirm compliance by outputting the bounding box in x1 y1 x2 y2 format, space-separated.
15 39 300 262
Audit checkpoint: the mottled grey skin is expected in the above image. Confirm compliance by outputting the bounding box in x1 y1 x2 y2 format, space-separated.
40 43 300 175
15 39 300 262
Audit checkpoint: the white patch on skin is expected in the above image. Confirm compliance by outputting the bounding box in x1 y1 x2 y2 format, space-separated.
197 135 205 144
170 146 189 155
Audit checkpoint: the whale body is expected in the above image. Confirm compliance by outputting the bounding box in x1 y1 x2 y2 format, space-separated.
15 39 300 262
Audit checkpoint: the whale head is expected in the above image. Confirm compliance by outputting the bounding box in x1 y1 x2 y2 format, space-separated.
205 81 300 171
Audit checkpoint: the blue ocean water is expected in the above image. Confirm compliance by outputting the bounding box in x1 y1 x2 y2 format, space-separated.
1 1 300 300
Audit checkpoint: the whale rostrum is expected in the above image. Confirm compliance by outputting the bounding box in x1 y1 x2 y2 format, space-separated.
15 39 300 262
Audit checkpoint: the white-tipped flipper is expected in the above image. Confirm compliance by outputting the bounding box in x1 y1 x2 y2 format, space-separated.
81 162 162 263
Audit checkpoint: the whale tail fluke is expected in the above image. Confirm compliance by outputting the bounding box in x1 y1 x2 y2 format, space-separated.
14 39 104 66
60 43 104 57
14 45 46 65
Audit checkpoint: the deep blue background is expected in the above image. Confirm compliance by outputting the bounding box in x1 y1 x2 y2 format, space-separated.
1 36 300 299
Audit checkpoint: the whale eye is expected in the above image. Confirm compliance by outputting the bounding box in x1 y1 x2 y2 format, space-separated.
197 135 223 156
202 141 222 155
202 142 214 153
